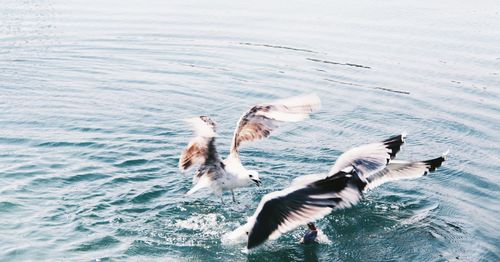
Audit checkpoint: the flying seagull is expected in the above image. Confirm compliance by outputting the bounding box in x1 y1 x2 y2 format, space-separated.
178 94 321 204
226 134 448 249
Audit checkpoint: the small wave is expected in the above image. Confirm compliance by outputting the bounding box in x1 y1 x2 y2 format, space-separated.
114 159 149 167
399 203 439 226
124 239 174 256
372 87 410 95
131 188 167 204
0 201 23 211
64 173 110 183
72 236 120 252
307 58 371 69
37 141 103 148
324 78 410 95
104 174 158 186
120 207 150 214
239 42 318 53
0 137 32 144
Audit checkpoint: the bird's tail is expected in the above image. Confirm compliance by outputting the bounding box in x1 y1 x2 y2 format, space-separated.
185 178 210 196
364 151 448 191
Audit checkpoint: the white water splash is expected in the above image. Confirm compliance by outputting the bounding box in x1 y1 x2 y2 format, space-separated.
316 229 332 244
174 213 224 237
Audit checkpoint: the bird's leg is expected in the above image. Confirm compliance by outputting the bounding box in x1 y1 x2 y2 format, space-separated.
220 195 225 205
231 190 236 203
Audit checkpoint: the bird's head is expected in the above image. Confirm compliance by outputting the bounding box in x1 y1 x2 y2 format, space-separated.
247 170 261 187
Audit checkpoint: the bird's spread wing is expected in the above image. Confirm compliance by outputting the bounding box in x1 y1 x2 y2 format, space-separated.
289 173 326 187
179 116 221 172
365 151 448 190
244 170 366 249
329 133 406 177
229 93 321 157
290 134 406 187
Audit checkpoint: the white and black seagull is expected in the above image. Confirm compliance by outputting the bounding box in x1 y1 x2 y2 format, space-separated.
226 134 448 249
178 94 321 204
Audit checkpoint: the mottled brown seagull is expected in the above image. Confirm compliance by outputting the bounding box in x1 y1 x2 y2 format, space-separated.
179 94 321 204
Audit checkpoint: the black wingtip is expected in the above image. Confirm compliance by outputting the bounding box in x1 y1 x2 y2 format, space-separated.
246 219 270 250
247 238 263 250
422 153 447 173
382 133 406 159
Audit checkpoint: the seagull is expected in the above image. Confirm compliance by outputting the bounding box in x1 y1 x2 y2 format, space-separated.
178 94 321 204
226 134 448 249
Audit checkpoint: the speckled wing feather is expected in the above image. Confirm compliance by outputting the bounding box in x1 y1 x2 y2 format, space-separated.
179 116 221 172
229 93 321 156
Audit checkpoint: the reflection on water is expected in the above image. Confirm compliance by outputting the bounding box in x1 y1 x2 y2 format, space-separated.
1 0 499 261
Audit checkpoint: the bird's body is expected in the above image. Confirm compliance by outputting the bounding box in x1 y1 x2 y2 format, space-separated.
187 155 258 203
179 94 321 203
226 134 448 249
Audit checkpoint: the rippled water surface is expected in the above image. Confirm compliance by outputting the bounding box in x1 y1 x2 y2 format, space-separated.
1 0 499 261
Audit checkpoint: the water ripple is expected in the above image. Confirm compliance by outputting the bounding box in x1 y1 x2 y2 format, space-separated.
1 0 499 261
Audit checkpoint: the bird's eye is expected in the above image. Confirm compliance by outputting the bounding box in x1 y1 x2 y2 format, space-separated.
249 174 253 178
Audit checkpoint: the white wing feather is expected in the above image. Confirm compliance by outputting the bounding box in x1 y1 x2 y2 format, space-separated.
230 93 321 156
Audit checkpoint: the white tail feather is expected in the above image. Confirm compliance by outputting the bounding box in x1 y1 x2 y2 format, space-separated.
185 177 211 196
